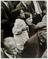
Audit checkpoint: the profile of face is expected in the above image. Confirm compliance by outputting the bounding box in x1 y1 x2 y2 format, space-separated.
26 18 33 25
4 37 17 55
26 14 33 25
20 10 25 18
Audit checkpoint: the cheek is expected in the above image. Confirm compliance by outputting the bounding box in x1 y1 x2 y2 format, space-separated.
9 50 17 55
29 20 32 23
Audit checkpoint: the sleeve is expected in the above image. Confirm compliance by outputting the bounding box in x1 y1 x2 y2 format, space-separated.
35 15 47 29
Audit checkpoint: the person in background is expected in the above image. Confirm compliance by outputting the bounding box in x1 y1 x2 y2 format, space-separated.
38 1 47 17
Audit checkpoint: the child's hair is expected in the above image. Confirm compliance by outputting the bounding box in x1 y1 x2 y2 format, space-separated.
4 37 16 50
12 18 27 35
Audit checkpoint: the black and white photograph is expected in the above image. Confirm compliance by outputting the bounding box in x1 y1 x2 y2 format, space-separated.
1 0 47 58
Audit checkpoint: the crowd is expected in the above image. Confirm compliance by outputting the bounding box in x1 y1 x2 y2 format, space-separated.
1 1 47 58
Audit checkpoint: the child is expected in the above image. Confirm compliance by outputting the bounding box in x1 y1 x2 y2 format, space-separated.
12 18 29 55
3 37 18 58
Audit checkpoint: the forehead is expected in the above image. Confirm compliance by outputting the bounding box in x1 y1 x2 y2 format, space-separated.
4 37 16 49
7 41 16 50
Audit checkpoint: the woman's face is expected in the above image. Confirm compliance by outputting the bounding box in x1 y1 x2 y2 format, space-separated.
26 18 33 25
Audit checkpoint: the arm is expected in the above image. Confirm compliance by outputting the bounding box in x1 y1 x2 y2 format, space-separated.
35 22 46 29
35 15 47 29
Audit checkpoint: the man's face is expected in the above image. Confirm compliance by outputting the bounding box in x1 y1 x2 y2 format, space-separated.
20 10 25 18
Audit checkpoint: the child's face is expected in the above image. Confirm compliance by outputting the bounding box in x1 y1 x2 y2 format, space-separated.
7 46 17 55
4 38 17 55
